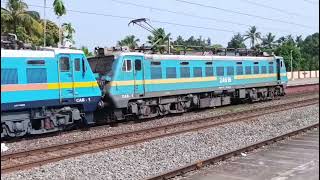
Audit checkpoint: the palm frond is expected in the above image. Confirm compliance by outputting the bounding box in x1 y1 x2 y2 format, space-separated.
1 8 13 21
53 0 66 17
26 10 40 20
18 13 43 35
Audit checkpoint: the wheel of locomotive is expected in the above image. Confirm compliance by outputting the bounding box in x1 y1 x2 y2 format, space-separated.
260 91 268 101
268 88 275 100
274 86 283 99
158 104 167 116
142 105 160 119
176 102 184 112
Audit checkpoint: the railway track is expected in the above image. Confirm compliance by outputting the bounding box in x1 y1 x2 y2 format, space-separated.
1 97 318 174
2 83 318 144
146 123 319 180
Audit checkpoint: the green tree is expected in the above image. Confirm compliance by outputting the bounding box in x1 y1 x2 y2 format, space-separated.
147 28 171 54
244 26 261 49
285 35 295 45
211 44 223 49
81 46 93 57
62 22 75 44
261 32 276 49
173 35 184 46
227 33 246 48
276 36 286 45
206 38 211 46
275 42 302 72
117 35 140 50
53 0 66 46
185 36 197 46
37 19 59 47
295 35 303 47
53 0 66 17
300 33 319 71
197 36 207 46
1 0 42 42
172 36 216 53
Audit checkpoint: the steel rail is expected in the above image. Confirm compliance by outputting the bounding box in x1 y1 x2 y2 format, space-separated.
1 98 318 174
2 83 318 144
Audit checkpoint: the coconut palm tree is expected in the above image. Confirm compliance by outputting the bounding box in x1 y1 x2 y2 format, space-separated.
1 0 42 39
62 22 75 45
53 0 66 17
286 35 295 44
147 28 171 54
295 35 303 47
276 36 286 45
261 32 276 49
42 0 66 46
243 26 262 49
227 33 246 49
52 0 66 46
117 35 140 51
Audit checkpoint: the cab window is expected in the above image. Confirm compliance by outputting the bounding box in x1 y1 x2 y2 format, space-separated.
135 59 141 71
122 60 132 72
74 58 81 71
60 57 70 72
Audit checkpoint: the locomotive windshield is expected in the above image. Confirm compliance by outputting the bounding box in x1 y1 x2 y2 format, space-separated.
88 55 115 76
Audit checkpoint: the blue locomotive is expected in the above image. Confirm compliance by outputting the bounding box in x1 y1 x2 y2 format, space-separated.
1 48 101 138
91 51 288 121
1 48 288 138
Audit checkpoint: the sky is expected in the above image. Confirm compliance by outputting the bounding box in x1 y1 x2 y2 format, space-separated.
2 0 319 50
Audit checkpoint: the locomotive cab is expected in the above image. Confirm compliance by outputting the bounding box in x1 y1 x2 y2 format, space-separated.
1 48 102 138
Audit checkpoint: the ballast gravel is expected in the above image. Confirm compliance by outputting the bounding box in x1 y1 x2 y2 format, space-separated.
172 127 319 180
3 93 318 155
2 103 319 180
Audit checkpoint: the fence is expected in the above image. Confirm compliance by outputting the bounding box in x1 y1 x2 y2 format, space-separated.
286 70 319 79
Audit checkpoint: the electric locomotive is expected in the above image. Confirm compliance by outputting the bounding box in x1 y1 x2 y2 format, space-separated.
90 49 288 122
1 48 101 138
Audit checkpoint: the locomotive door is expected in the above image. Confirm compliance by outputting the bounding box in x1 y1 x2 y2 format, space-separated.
133 57 145 97
276 58 281 82
70 54 85 99
58 54 75 103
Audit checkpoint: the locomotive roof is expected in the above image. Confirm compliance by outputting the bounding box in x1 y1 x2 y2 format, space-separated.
1 48 84 58
119 52 277 61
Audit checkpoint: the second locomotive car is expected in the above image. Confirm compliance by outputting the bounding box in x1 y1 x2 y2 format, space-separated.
90 52 288 122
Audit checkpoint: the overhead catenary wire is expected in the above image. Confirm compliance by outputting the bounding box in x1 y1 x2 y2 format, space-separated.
0 0 315 36
109 0 301 33
238 0 313 18
303 0 319 4
0 0 132 20
0 1 237 34
174 0 316 29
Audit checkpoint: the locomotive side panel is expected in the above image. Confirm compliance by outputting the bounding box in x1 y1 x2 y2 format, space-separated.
103 54 287 120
